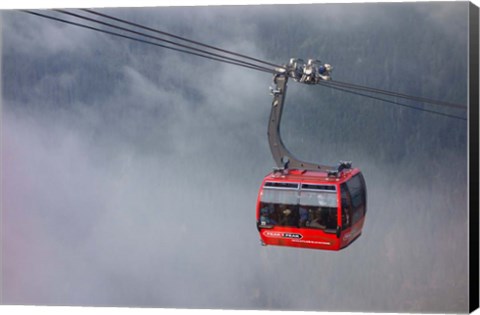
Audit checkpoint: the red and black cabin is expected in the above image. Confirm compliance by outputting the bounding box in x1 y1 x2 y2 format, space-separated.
256 168 367 251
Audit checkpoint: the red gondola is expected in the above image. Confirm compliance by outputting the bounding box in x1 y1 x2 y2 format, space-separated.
256 60 367 251
256 168 367 251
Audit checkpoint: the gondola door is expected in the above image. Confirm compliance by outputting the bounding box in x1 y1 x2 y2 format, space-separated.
339 173 367 248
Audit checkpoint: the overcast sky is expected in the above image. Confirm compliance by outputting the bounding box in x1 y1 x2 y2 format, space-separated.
1 2 472 313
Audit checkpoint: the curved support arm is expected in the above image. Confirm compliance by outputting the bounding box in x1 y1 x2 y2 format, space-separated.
267 73 336 172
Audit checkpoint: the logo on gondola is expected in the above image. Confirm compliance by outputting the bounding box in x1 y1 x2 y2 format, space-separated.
263 231 303 239
283 233 303 239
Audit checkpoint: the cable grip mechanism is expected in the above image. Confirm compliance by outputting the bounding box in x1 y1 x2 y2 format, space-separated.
287 58 333 83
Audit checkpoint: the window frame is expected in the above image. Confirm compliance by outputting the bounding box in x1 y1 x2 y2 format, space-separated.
259 182 339 232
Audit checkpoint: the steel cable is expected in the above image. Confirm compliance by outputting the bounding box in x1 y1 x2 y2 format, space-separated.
318 82 467 121
22 9 468 122
22 10 276 74
80 8 285 71
322 80 466 109
54 9 277 74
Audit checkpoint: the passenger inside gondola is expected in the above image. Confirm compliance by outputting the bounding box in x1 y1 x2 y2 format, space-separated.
279 207 297 226
259 201 339 231
259 203 277 226
298 207 309 227
308 208 326 229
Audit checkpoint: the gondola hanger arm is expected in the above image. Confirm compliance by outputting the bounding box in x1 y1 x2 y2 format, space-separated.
268 59 350 176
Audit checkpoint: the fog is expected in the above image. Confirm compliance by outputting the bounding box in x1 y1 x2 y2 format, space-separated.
1 3 470 313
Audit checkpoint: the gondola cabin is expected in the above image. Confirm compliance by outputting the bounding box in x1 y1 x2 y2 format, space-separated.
256 168 367 251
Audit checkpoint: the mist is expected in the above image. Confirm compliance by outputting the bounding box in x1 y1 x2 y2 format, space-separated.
1 3 470 313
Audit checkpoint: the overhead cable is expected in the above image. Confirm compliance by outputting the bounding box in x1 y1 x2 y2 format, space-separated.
322 80 466 110
80 8 285 71
318 82 467 121
53 9 276 74
22 10 276 74
22 9 468 122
